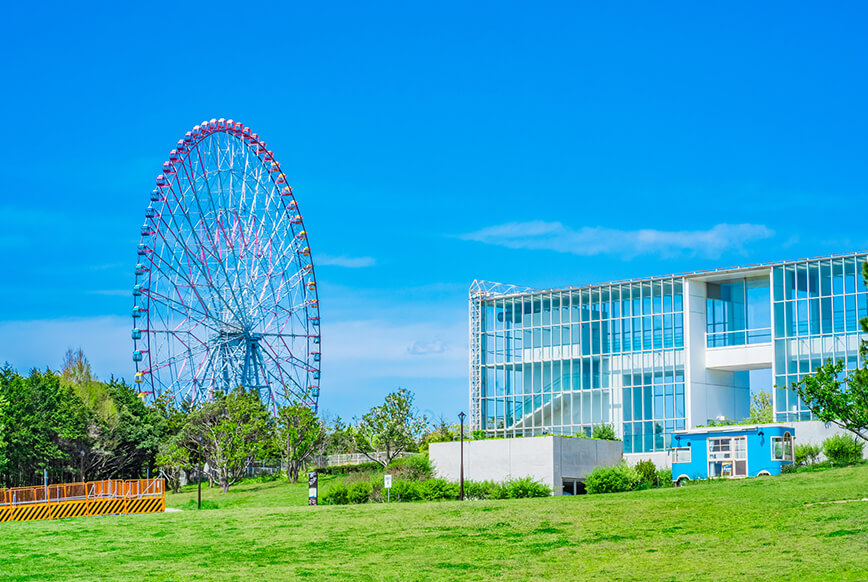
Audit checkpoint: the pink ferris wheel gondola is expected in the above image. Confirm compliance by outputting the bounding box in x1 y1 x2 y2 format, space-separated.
131 118 321 412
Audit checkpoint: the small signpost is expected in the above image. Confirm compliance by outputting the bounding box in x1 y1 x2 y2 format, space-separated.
384 474 392 502
308 471 318 506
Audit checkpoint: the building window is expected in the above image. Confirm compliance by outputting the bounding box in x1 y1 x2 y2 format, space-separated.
771 432 794 462
707 436 748 477
706 277 771 347
673 447 691 463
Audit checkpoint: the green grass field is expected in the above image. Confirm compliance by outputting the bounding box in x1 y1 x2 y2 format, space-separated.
2 466 867 581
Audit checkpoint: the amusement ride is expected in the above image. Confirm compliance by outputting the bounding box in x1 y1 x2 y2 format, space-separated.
131 118 320 413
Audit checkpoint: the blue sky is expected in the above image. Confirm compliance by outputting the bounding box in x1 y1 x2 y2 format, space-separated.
1 2 866 422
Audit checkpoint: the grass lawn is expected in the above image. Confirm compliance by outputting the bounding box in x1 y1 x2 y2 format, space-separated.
1 466 867 581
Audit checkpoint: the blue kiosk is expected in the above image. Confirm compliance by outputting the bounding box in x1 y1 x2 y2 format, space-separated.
671 425 795 483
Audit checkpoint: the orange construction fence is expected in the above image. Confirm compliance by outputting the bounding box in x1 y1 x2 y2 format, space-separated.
0 478 165 523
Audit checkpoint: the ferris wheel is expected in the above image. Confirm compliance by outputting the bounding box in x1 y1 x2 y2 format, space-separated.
131 118 320 413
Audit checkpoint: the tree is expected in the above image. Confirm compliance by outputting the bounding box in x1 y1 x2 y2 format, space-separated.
353 388 428 467
791 356 868 442
745 390 773 424
155 440 190 493
322 416 355 455
275 400 324 482
61 347 95 386
180 387 272 492
0 392 8 477
791 261 868 442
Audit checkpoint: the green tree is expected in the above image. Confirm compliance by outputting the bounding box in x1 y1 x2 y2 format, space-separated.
155 440 191 493
61 347 95 387
791 261 868 443
353 388 428 467
745 390 773 424
181 387 273 492
0 392 8 477
322 416 355 455
275 400 324 482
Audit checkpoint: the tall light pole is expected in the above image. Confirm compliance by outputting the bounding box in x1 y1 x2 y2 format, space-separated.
458 411 466 501
197 434 202 510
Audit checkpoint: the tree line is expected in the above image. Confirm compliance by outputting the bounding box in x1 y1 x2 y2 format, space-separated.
0 350 430 492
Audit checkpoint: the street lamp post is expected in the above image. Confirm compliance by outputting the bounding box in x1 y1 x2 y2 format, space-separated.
458 412 466 501
197 435 202 510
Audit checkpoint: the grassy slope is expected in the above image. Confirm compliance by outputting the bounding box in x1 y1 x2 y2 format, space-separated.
2 467 867 581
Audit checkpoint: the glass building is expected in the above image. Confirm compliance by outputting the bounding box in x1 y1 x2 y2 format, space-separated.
469 252 867 455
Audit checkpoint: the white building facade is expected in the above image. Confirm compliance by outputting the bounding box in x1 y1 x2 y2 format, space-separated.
469 252 867 464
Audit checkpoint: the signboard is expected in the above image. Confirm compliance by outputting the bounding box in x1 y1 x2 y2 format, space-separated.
308 471 318 506
384 474 392 489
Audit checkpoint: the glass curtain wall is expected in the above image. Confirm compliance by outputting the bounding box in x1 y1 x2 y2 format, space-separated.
772 254 868 421
478 278 686 453
706 277 771 347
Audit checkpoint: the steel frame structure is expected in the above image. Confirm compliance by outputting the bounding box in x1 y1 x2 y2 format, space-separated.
468 280 537 431
132 118 320 413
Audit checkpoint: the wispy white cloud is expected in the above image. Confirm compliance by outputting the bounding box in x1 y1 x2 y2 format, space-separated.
316 254 376 268
407 339 447 355
459 221 774 259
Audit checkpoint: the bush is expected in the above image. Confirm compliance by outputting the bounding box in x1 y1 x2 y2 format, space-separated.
390 479 423 502
389 454 434 481
463 480 508 500
634 459 657 486
656 468 673 488
347 481 372 504
419 478 459 501
585 462 639 494
592 424 617 441
505 476 551 498
321 481 351 505
780 463 798 474
823 434 864 466
795 443 821 467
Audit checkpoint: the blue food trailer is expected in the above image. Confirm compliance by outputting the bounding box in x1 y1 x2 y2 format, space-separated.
671 425 795 483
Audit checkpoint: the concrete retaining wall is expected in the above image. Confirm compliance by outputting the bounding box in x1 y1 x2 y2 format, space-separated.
430 436 623 495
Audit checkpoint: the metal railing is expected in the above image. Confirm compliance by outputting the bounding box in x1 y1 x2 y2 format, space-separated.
315 452 417 467
0 478 165 523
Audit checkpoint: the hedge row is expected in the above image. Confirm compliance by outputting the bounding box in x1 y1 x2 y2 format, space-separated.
321 476 551 504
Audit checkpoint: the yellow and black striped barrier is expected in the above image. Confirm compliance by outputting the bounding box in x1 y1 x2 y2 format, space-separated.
0 478 165 524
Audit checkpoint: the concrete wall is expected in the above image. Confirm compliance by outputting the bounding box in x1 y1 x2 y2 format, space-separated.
430 436 623 495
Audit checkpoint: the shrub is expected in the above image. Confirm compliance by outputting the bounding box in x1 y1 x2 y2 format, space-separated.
795 443 821 467
656 468 673 487
634 459 657 486
347 481 372 504
592 424 617 441
585 462 639 494
321 481 351 505
390 479 423 502
505 476 551 498
463 480 508 500
780 463 798 474
472 430 486 440
389 454 434 481
419 478 458 501
823 434 864 466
